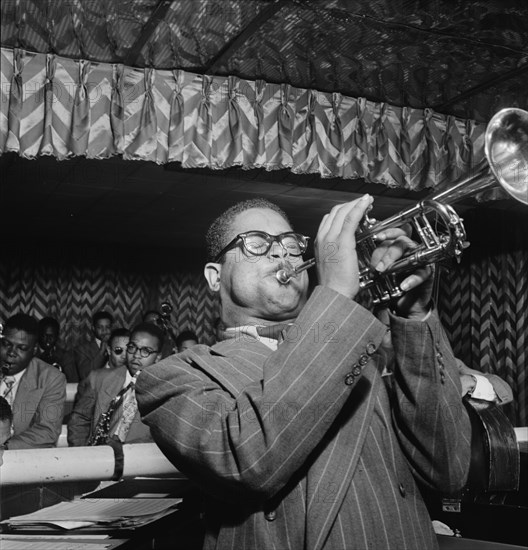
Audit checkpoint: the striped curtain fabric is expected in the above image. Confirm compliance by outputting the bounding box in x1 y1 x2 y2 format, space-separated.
0 245 221 349
0 46 498 195
438 212 528 427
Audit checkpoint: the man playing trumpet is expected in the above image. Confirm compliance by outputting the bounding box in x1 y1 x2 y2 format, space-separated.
136 196 471 550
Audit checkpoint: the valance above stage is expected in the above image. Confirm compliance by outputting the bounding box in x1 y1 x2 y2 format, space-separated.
0 46 491 194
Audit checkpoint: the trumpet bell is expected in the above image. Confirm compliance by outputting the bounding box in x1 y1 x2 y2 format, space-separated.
276 108 528 303
486 108 528 206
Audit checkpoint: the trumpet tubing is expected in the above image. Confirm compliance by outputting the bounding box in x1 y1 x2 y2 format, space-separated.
276 108 528 303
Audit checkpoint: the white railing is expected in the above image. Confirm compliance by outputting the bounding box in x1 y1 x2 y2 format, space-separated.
1 443 180 485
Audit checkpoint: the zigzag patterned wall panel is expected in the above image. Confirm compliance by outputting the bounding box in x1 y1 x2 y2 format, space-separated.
1 228 526 426
0 245 220 349
437 214 528 427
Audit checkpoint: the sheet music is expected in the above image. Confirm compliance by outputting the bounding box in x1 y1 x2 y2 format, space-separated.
6 498 181 523
0 535 117 550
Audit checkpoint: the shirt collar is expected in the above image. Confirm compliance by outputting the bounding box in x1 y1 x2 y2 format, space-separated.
223 326 278 351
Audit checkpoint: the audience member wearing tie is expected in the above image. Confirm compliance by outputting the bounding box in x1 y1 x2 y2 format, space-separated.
72 311 114 383
0 313 66 449
67 322 163 446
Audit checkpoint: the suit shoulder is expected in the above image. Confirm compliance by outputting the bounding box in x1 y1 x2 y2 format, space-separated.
90 367 123 382
31 357 66 378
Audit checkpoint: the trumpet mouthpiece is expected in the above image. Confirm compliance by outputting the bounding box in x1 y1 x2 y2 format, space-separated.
276 269 293 284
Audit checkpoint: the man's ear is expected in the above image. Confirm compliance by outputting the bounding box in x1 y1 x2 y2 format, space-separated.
204 262 222 292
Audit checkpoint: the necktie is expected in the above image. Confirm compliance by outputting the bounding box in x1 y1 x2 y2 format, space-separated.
113 383 138 442
2 376 16 407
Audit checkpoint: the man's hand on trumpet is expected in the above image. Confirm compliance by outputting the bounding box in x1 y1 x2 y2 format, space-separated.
315 194 374 300
314 195 434 319
371 228 435 320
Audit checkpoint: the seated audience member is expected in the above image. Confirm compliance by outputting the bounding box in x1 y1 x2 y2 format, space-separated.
72 310 114 382
143 309 177 358
175 330 199 353
457 358 513 404
0 313 66 449
0 396 12 466
37 316 76 381
103 328 131 369
68 322 164 446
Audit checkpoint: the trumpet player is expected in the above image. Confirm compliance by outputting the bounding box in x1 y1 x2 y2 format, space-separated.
136 196 471 550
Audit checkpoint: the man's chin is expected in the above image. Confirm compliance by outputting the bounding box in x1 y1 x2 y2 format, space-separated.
268 287 306 316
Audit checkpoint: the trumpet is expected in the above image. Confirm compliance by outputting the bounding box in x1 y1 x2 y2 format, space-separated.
276 108 528 304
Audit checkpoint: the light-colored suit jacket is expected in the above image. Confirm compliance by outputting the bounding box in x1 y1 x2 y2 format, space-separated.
137 286 471 550
9 356 66 450
67 365 151 446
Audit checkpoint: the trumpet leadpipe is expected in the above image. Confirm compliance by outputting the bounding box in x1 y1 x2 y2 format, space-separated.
276 258 316 284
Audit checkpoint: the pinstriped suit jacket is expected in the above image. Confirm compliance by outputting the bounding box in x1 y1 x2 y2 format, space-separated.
136 286 471 550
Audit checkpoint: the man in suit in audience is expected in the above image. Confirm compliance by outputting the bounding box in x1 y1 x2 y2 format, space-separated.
175 330 198 353
101 328 130 370
37 316 76 382
0 313 66 449
136 197 471 550
67 323 163 446
143 309 177 358
72 310 113 382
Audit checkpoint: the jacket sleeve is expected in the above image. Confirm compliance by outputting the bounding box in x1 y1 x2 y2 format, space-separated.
388 310 472 493
137 286 387 502
67 374 96 446
8 369 66 450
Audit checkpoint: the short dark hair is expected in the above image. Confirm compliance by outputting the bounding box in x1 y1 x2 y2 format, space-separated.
175 330 198 347
142 310 161 323
109 328 130 346
92 311 114 326
0 396 13 422
130 322 165 352
205 198 291 262
39 316 60 333
4 313 39 338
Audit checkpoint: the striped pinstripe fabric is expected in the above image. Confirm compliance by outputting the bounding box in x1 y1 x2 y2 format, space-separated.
0 46 494 193
136 286 471 550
